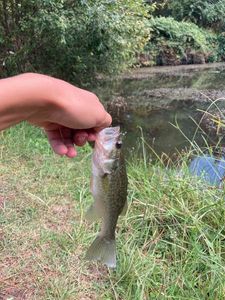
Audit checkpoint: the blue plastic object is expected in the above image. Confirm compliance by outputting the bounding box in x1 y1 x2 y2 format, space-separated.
189 155 225 186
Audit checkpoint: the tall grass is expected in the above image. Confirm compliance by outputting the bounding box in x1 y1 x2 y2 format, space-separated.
0 123 224 299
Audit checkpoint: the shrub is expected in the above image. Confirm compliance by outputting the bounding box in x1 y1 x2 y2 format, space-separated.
0 0 149 84
157 0 225 31
217 33 225 61
202 0 225 30
144 17 218 66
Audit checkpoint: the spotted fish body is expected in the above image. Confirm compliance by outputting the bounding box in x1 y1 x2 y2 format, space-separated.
85 126 128 268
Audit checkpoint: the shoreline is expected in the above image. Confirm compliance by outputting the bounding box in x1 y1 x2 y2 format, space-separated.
118 62 225 80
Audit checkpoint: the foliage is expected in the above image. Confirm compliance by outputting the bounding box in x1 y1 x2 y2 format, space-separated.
0 0 149 83
159 0 225 30
144 17 218 66
149 17 212 51
217 33 225 61
202 0 225 30
164 0 208 24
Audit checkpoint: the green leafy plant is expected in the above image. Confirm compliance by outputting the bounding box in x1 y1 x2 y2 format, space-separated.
0 0 149 84
144 17 218 66
217 33 225 61
155 0 225 31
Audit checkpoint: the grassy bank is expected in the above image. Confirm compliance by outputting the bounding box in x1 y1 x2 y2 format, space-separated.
0 124 225 299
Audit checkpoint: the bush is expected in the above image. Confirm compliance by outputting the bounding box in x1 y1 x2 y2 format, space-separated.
144 17 218 66
217 33 225 61
158 0 225 31
202 1 225 30
165 0 207 24
0 0 149 84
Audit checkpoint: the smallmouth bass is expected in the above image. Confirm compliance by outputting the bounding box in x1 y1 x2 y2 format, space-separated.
85 126 128 268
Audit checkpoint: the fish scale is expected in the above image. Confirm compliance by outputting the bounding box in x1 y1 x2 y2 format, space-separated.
85 126 128 268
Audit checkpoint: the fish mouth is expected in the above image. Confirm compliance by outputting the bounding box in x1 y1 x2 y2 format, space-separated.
98 126 120 138
94 126 122 157
93 126 122 173
97 126 121 144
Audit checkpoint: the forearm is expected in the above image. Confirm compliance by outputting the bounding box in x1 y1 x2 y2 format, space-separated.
0 72 111 157
0 72 111 133
0 73 53 130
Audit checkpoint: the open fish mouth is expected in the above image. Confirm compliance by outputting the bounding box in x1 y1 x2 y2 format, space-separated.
96 126 121 151
103 126 120 135
98 126 120 141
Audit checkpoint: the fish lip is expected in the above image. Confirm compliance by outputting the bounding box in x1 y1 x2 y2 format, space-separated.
96 126 121 150
93 126 122 173
98 126 120 138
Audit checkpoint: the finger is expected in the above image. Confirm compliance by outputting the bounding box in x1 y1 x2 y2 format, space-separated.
45 129 68 156
73 130 88 147
87 133 97 141
65 146 77 158
85 129 97 141
59 128 77 158
95 112 112 130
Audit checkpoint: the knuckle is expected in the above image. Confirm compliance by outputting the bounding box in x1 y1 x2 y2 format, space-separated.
89 92 100 103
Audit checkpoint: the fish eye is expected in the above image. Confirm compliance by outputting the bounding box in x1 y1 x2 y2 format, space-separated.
116 141 122 149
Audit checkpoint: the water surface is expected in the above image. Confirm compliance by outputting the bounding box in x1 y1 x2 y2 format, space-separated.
94 63 225 157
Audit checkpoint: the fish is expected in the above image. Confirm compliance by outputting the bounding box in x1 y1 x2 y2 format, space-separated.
85 126 128 268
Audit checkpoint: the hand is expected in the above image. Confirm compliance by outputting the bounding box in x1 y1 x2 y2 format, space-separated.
0 73 112 157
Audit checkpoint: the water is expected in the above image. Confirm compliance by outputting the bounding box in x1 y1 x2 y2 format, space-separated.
93 63 225 158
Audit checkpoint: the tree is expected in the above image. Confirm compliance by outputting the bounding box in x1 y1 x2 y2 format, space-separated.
0 0 149 84
158 0 225 30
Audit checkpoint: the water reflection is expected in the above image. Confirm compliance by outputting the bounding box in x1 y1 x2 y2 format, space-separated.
121 108 202 157
93 64 225 157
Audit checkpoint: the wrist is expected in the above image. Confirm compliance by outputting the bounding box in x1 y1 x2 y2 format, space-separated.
0 73 56 130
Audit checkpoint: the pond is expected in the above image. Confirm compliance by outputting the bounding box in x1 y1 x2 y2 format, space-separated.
93 63 225 158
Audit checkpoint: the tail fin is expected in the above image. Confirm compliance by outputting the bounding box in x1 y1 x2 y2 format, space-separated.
85 236 116 268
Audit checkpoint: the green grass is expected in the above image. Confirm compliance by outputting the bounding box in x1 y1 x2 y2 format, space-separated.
0 123 225 299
